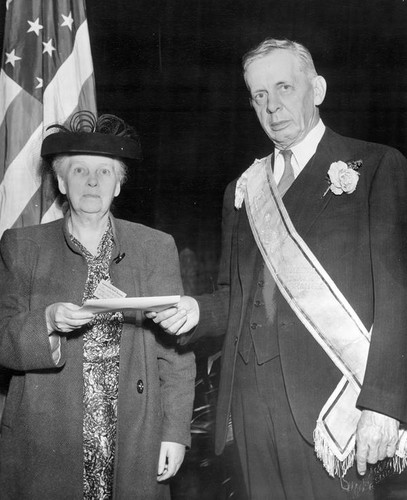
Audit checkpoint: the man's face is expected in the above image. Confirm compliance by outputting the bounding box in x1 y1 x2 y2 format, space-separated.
244 49 325 149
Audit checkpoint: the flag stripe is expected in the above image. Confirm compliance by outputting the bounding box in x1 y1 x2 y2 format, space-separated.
16 74 98 228
10 188 42 229
0 69 22 122
0 86 42 176
43 20 95 125
0 125 43 235
0 1 97 238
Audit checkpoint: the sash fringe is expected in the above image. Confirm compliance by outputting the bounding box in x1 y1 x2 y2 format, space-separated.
314 422 407 479
392 455 407 474
313 423 355 478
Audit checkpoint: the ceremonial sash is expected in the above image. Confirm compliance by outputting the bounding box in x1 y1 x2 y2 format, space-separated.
236 155 407 477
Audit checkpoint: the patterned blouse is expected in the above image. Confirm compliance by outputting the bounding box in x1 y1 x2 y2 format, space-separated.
70 222 124 499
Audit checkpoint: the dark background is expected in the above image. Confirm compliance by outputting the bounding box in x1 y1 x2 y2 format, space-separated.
84 0 407 293
1 1 407 498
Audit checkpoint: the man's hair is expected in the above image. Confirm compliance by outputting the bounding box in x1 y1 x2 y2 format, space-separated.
242 38 318 79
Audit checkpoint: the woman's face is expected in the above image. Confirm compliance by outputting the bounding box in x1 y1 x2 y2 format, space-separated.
57 155 121 218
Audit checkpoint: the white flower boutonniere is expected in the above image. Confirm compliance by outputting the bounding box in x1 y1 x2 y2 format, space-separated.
323 159 363 196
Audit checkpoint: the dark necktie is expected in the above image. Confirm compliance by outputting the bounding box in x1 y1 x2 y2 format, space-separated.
277 149 295 196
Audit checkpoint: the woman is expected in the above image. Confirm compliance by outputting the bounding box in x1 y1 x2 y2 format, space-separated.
0 112 195 499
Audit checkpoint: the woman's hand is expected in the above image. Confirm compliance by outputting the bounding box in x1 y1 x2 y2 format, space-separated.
146 296 200 335
157 441 186 482
45 302 94 334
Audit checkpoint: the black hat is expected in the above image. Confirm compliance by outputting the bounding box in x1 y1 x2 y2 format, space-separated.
41 111 142 160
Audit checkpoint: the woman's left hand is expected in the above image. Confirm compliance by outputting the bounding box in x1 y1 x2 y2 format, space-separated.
45 302 94 334
157 441 186 482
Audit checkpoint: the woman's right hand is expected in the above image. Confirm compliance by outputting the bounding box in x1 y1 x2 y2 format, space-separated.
45 302 95 334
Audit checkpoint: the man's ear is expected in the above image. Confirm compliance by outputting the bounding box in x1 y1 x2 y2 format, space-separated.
313 76 327 106
57 175 66 195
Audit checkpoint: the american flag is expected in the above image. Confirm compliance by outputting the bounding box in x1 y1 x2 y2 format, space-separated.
0 0 97 238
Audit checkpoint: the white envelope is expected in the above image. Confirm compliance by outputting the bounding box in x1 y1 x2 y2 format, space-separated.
81 295 180 314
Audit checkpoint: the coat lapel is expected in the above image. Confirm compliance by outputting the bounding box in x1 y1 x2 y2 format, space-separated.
235 128 349 296
109 218 141 298
282 128 342 238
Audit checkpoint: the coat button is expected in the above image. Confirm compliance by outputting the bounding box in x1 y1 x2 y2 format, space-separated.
254 300 262 307
257 280 264 288
137 379 144 394
250 323 258 330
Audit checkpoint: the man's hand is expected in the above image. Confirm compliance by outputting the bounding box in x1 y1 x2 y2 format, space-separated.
145 296 199 335
356 409 399 476
45 302 94 334
157 441 186 482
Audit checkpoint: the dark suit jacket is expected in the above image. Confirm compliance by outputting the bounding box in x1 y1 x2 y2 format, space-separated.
184 127 407 455
0 216 195 500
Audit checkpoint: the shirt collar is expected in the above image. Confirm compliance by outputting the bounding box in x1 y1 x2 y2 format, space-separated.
274 119 326 175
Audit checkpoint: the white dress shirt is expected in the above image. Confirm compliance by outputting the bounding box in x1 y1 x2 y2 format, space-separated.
273 120 326 184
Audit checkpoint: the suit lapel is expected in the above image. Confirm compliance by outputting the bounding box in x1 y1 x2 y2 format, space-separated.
236 128 347 295
283 128 340 238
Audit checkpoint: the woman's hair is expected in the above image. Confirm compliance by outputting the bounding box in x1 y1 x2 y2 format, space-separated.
242 38 318 80
52 155 128 185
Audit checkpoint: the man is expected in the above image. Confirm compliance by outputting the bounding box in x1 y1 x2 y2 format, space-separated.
148 39 407 498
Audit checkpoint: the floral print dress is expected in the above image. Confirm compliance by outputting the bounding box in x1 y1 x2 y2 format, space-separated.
70 223 123 499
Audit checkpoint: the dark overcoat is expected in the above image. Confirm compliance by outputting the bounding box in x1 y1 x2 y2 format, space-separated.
0 216 196 499
184 127 407 455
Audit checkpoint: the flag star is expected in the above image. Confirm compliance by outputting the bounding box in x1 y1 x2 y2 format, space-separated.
42 39 56 57
35 77 43 89
5 49 22 67
27 18 44 36
61 12 74 30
